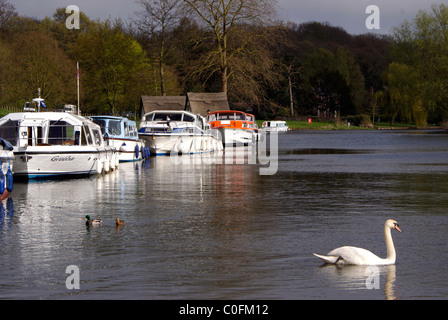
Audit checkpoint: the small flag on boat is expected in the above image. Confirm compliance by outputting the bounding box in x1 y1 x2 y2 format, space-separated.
40 101 47 110
77 62 80 80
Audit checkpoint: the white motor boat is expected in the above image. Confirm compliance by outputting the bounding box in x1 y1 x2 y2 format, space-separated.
0 111 118 179
138 110 223 156
90 116 149 162
261 120 289 132
207 110 259 147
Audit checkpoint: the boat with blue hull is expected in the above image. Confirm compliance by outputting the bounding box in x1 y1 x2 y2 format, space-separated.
90 116 149 162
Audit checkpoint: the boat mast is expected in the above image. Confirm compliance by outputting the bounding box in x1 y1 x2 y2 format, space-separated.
77 62 80 115
31 88 44 112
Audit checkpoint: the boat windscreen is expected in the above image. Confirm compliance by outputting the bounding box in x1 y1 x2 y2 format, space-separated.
153 113 183 121
0 120 19 146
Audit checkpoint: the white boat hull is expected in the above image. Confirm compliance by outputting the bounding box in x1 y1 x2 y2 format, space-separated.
109 138 147 162
12 146 117 179
261 127 289 132
219 128 258 147
140 133 223 156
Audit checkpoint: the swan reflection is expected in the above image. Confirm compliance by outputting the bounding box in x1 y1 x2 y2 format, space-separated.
317 264 398 300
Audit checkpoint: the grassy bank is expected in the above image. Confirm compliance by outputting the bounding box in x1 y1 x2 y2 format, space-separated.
257 119 443 130
257 119 362 130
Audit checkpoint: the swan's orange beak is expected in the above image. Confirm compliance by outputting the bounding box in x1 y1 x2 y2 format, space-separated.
395 225 401 232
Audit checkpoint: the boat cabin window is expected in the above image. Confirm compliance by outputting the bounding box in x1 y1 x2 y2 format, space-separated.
81 125 93 145
216 113 230 120
109 120 121 136
92 128 102 145
214 113 246 121
92 119 106 134
0 120 19 146
124 122 129 136
183 114 195 122
48 120 75 145
130 125 137 137
153 113 183 121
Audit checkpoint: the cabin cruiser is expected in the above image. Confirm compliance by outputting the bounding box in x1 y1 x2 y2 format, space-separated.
0 112 117 179
138 110 223 155
261 120 289 132
90 116 149 162
206 110 259 147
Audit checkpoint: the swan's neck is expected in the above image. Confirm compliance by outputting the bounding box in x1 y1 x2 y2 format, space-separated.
384 226 396 263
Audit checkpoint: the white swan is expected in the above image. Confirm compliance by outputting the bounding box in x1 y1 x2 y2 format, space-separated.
313 219 401 266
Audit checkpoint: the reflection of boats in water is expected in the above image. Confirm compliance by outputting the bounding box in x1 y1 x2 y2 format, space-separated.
0 112 118 179
207 110 259 147
138 110 223 156
0 138 14 195
90 116 149 162
0 198 14 223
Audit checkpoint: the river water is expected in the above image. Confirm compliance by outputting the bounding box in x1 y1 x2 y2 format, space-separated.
1 129 448 300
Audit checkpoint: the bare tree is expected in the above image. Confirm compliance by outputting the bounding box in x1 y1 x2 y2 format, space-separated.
0 0 16 31
283 61 302 117
134 0 183 96
183 0 278 93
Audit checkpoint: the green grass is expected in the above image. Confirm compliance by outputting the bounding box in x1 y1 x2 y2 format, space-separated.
257 119 439 130
257 119 360 130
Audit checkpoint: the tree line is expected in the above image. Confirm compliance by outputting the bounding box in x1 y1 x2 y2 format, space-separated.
0 0 447 125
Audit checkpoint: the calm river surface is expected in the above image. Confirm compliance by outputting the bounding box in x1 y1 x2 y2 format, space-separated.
1 129 448 300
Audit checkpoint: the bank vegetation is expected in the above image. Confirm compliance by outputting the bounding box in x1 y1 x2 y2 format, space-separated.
0 0 447 127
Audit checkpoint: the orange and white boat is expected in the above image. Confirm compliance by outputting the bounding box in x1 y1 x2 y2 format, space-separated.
207 110 259 147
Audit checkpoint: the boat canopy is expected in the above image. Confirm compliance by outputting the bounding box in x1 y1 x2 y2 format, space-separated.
207 110 255 122
0 112 105 148
90 116 139 140
140 110 207 131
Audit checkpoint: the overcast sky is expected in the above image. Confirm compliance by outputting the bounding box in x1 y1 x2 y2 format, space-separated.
11 0 446 35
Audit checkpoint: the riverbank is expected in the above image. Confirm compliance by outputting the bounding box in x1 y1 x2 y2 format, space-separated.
257 119 445 131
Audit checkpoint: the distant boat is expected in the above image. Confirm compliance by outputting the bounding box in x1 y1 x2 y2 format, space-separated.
0 111 118 179
138 110 223 156
206 110 259 147
261 121 289 132
90 116 148 162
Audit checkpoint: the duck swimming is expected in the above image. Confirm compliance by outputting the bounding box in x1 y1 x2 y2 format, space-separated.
115 217 125 226
85 215 102 226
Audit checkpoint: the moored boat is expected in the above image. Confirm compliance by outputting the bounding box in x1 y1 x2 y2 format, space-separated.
0 111 118 179
206 110 259 147
90 116 149 162
138 110 223 155
261 120 289 132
